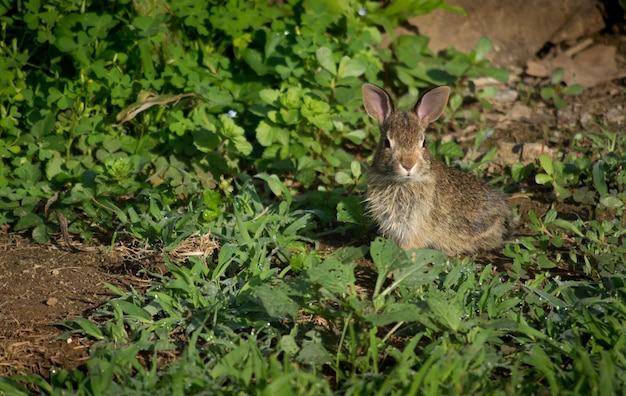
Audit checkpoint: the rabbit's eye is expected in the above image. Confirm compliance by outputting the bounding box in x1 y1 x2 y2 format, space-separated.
383 138 391 148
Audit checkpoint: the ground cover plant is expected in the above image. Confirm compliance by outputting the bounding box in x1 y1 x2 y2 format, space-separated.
1 0 626 394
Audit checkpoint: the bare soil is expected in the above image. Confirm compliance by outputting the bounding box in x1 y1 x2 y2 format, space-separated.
0 236 133 377
1 18 625 383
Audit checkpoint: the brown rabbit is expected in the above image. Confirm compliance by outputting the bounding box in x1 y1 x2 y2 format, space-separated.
362 83 513 255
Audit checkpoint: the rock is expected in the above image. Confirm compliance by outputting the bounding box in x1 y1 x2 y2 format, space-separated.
605 106 625 125
492 88 519 103
401 0 600 67
579 112 595 129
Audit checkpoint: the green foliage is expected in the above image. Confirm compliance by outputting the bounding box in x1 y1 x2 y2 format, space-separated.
3 0 626 395
517 68 584 110
539 68 584 110
0 0 506 244
535 153 587 201
9 194 626 393
533 131 626 210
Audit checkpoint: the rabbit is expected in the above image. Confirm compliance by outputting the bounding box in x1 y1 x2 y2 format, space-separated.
362 83 513 255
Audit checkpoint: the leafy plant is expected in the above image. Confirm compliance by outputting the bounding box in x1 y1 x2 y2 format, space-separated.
1 0 508 244
535 153 591 201
540 68 584 110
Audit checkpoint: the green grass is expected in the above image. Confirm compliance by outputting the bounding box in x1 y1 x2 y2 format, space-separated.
4 151 626 394
2 0 626 394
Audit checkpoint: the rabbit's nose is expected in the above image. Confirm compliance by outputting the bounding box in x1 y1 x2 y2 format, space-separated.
401 161 415 172
401 164 416 175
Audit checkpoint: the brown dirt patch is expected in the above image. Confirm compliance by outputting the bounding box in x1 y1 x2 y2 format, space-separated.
0 236 156 378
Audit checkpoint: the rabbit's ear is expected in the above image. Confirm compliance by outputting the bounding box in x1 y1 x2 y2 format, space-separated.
415 86 450 124
362 83 394 124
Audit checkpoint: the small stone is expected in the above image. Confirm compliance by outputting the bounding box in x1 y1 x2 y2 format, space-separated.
46 297 58 307
492 88 519 103
579 112 594 129
526 61 549 78
605 107 625 125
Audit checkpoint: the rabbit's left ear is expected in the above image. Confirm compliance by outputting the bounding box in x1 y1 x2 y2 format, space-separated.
415 86 450 124
362 83 394 124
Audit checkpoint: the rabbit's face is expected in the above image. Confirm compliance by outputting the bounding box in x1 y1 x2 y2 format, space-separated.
374 112 431 181
363 83 448 183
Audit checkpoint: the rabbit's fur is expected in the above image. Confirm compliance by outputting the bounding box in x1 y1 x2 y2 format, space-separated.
362 83 513 255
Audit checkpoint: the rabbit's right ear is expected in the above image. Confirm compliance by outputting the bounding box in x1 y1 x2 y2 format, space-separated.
415 86 450 124
362 83 394 124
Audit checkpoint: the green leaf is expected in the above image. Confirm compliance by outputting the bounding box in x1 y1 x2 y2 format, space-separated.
243 48 271 76
392 249 447 290
296 341 330 365
592 162 608 195
436 141 463 159
103 282 128 297
551 219 584 237
562 84 583 96
511 162 530 182
253 283 299 319
540 87 555 100
544 209 557 224
336 196 363 224
45 154 65 180
538 154 554 175
255 173 292 206
600 195 624 208
109 300 152 322
364 303 423 326
551 68 564 85
219 114 252 155
301 96 333 131
31 224 50 244
554 184 571 200
133 15 154 32
553 95 567 110
350 161 361 179
370 237 406 276
56 317 104 340
337 56 367 79
335 171 352 185
67 184 95 202
427 291 464 331
479 67 509 82
30 112 56 139
524 285 567 308
534 173 552 185
14 213 44 231
522 344 558 388
315 46 336 76
475 37 493 61
256 120 275 147
308 258 355 295
278 334 300 356
536 254 556 269
259 89 280 106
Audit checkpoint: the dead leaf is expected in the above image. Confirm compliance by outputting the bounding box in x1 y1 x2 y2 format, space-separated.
115 92 198 125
